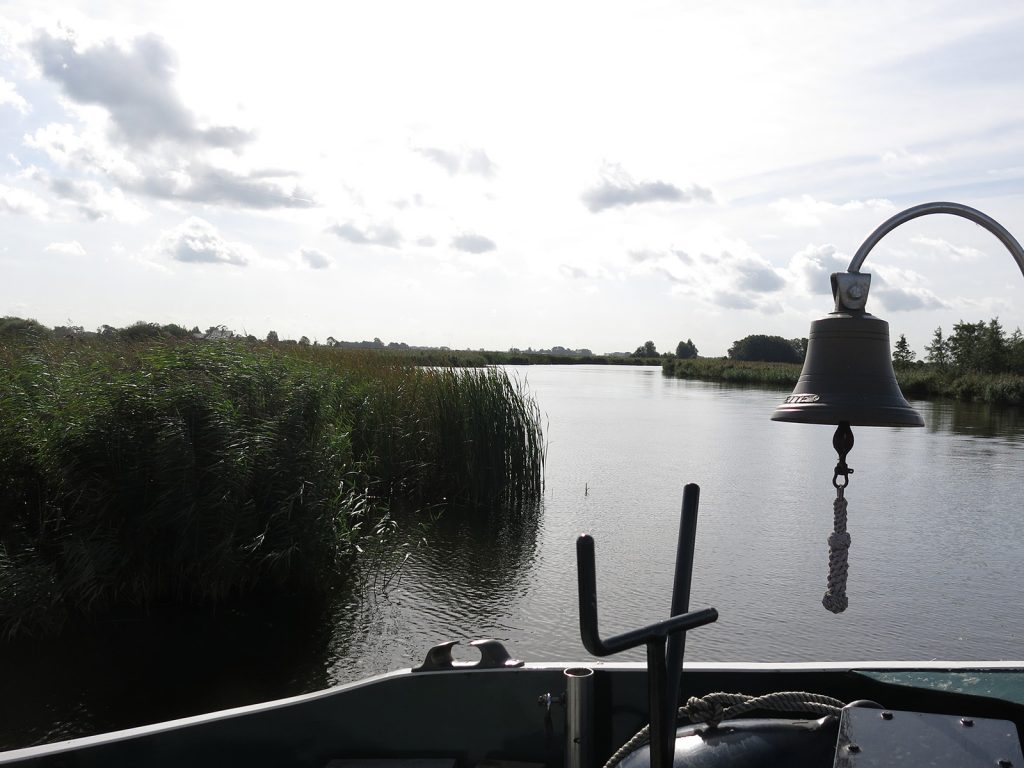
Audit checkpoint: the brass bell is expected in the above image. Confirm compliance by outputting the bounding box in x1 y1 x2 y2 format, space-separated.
771 272 924 427
773 201 1024 428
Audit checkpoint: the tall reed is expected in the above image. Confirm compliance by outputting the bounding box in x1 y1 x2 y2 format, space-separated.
0 338 545 638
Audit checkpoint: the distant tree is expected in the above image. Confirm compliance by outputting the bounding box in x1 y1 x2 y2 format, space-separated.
633 340 658 358
53 324 85 338
325 336 338 347
266 330 279 343
675 339 699 359
791 337 809 361
728 334 802 363
979 317 1007 373
98 324 118 338
892 334 916 367
948 321 985 372
120 321 163 341
298 335 311 346
924 326 949 369
1008 328 1024 375
160 323 190 339
0 316 50 339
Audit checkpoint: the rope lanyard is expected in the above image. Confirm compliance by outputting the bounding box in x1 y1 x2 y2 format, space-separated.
823 422 854 614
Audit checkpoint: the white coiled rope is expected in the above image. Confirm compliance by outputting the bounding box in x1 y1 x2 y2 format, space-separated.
601 691 847 768
822 488 850 614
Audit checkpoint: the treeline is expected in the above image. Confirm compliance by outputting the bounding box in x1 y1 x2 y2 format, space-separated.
894 319 1024 375
2 319 670 366
662 320 1024 405
0 329 545 639
892 319 1024 403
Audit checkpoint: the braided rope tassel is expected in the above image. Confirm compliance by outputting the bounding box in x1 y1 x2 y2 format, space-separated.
822 487 850 613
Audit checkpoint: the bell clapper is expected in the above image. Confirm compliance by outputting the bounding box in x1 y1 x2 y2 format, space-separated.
823 421 854 614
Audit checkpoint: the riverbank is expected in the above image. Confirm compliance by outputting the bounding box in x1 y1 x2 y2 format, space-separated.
0 337 545 639
662 357 1024 404
376 348 663 366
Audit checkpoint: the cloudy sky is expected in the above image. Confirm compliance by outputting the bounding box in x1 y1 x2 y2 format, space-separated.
1 1 1023 355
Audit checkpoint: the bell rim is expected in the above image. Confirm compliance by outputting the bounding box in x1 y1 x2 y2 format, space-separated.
770 404 925 427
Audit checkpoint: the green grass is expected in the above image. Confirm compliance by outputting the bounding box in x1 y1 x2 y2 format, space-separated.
0 338 545 638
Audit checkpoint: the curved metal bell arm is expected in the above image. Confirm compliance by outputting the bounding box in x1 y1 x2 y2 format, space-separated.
833 201 1024 312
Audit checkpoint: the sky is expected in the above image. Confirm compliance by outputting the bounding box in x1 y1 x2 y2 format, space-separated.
1 1 1023 356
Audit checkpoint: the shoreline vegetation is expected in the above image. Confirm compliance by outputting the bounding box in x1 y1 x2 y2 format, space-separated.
662 357 1024 405
0 329 545 639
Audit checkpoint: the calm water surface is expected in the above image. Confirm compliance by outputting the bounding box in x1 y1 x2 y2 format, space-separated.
328 365 1024 676
3 365 1022 748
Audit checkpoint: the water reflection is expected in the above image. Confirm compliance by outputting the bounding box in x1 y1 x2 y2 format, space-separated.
323 503 541 680
923 398 1023 441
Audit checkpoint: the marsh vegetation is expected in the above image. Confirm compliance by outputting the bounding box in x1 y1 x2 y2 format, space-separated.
0 333 544 639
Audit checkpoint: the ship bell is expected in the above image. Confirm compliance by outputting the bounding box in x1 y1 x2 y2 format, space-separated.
771 271 924 427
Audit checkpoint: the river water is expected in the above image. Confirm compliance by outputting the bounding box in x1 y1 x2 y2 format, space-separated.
3 365 1023 748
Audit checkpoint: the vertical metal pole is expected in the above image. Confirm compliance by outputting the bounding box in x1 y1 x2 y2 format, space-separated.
646 638 669 768
564 667 594 768
662 484 700 764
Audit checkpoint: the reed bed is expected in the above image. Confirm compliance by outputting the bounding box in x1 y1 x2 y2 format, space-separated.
896 368 1024 404
0 338 545 638
662 357 801 388
663 356 1024 405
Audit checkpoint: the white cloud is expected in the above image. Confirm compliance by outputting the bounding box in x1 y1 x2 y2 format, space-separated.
0 183 48 217
24 122 141 180
328 221 402 248
30 30 250 148
881 148 936 170
155 217 253 266
560 263 610 280
296 247 330 269
630 240 786 313
871 264 950 312
23 32 313 210
770 195 894 227
44 240 86 256
415 146 496 178
582 165 713 213
787 243 849 294
0 77 28 114
909 235 986 263
451 232 496 253
41 174 149 223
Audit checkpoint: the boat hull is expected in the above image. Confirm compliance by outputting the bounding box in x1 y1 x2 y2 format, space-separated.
3 661 1024 768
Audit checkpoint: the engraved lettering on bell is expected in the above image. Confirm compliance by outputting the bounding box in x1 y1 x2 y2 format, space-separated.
783 394 821 404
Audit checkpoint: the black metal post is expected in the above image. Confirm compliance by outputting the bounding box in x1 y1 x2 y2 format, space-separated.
576 486 717 768
662 483 700 763
646 637 669 768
